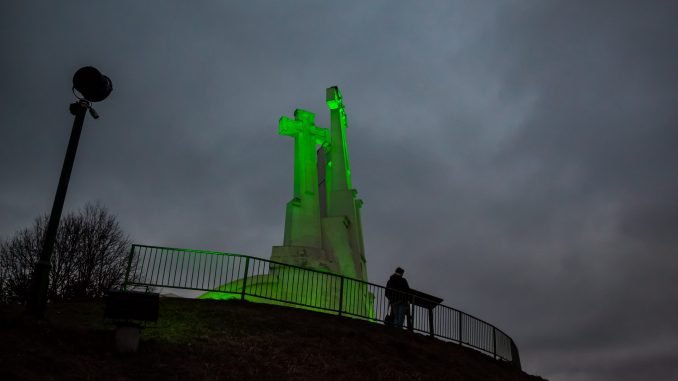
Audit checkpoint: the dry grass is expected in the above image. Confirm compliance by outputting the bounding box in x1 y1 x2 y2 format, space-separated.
0 298 546 381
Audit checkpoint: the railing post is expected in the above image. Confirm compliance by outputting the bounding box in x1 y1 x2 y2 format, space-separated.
408 295 415 332
122 244 136 291
493 327 497 359
338 276 344 316
241 257 250 301
458 310 463 345
428 307 434 337
510 340 522 370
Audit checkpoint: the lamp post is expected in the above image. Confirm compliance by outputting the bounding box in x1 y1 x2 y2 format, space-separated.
27 66 112 318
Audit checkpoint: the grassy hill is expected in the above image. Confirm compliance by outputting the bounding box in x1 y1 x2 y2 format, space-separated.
0 298 546 380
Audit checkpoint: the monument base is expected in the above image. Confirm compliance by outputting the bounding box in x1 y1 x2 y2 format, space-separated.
270 245 339 273
199 270 375 319
321 216 362 280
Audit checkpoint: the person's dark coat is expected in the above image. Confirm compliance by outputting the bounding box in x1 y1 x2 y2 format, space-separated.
386 274 410 303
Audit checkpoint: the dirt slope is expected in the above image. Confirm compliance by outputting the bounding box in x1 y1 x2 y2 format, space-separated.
0 298 546 381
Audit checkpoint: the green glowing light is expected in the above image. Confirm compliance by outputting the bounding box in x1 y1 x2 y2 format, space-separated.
200 271 375 320
326 86 342 110
202 86 371 317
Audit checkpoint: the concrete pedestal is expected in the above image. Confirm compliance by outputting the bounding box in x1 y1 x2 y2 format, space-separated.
271 245 339 273
115 324 141 353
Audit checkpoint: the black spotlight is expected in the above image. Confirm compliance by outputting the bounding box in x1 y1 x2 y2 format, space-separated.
72 66 112 102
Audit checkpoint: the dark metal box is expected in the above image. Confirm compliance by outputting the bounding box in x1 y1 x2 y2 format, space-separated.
104 290 159 322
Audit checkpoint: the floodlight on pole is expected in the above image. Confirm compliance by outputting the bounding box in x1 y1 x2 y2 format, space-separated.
27 66 112 318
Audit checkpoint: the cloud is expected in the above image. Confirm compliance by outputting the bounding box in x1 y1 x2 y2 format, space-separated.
2 1 677 380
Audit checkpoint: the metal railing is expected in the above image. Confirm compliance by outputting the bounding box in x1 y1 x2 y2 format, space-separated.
122 244 521 369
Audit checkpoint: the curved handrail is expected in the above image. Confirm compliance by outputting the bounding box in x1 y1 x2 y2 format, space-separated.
122 244 521 369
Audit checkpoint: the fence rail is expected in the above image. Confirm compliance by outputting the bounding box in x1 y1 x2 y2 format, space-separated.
122 244 521 369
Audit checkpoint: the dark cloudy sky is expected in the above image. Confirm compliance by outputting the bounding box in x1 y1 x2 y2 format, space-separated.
2 1 677 379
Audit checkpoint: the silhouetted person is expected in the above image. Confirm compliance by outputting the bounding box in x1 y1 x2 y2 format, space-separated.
386 267 410 328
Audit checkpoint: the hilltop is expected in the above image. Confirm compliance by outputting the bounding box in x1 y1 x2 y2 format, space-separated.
0 298 546 380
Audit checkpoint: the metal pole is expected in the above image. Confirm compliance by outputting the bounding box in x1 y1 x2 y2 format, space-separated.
408 296 415 332
428 308 435 337
122 244 137 291
27 101 89 318
241 257 250 301
338 276 344 316
510 340 522 370
493 327 497 359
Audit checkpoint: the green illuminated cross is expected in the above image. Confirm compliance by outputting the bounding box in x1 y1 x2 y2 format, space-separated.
325 86 352 191
279 109 329 197
326 86 343 110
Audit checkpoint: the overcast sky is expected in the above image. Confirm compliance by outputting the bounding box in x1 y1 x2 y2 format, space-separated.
2 1 677 380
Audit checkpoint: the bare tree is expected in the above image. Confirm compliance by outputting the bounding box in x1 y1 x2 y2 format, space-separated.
0 219 45 303
0 202 131 303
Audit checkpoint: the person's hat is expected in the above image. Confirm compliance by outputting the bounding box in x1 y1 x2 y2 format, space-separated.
395 267 404 275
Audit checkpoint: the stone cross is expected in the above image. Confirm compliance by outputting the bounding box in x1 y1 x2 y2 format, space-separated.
325 86 353 191
278 109 328 248
279 109 329 197
323 86 366 280
272 88 367 283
